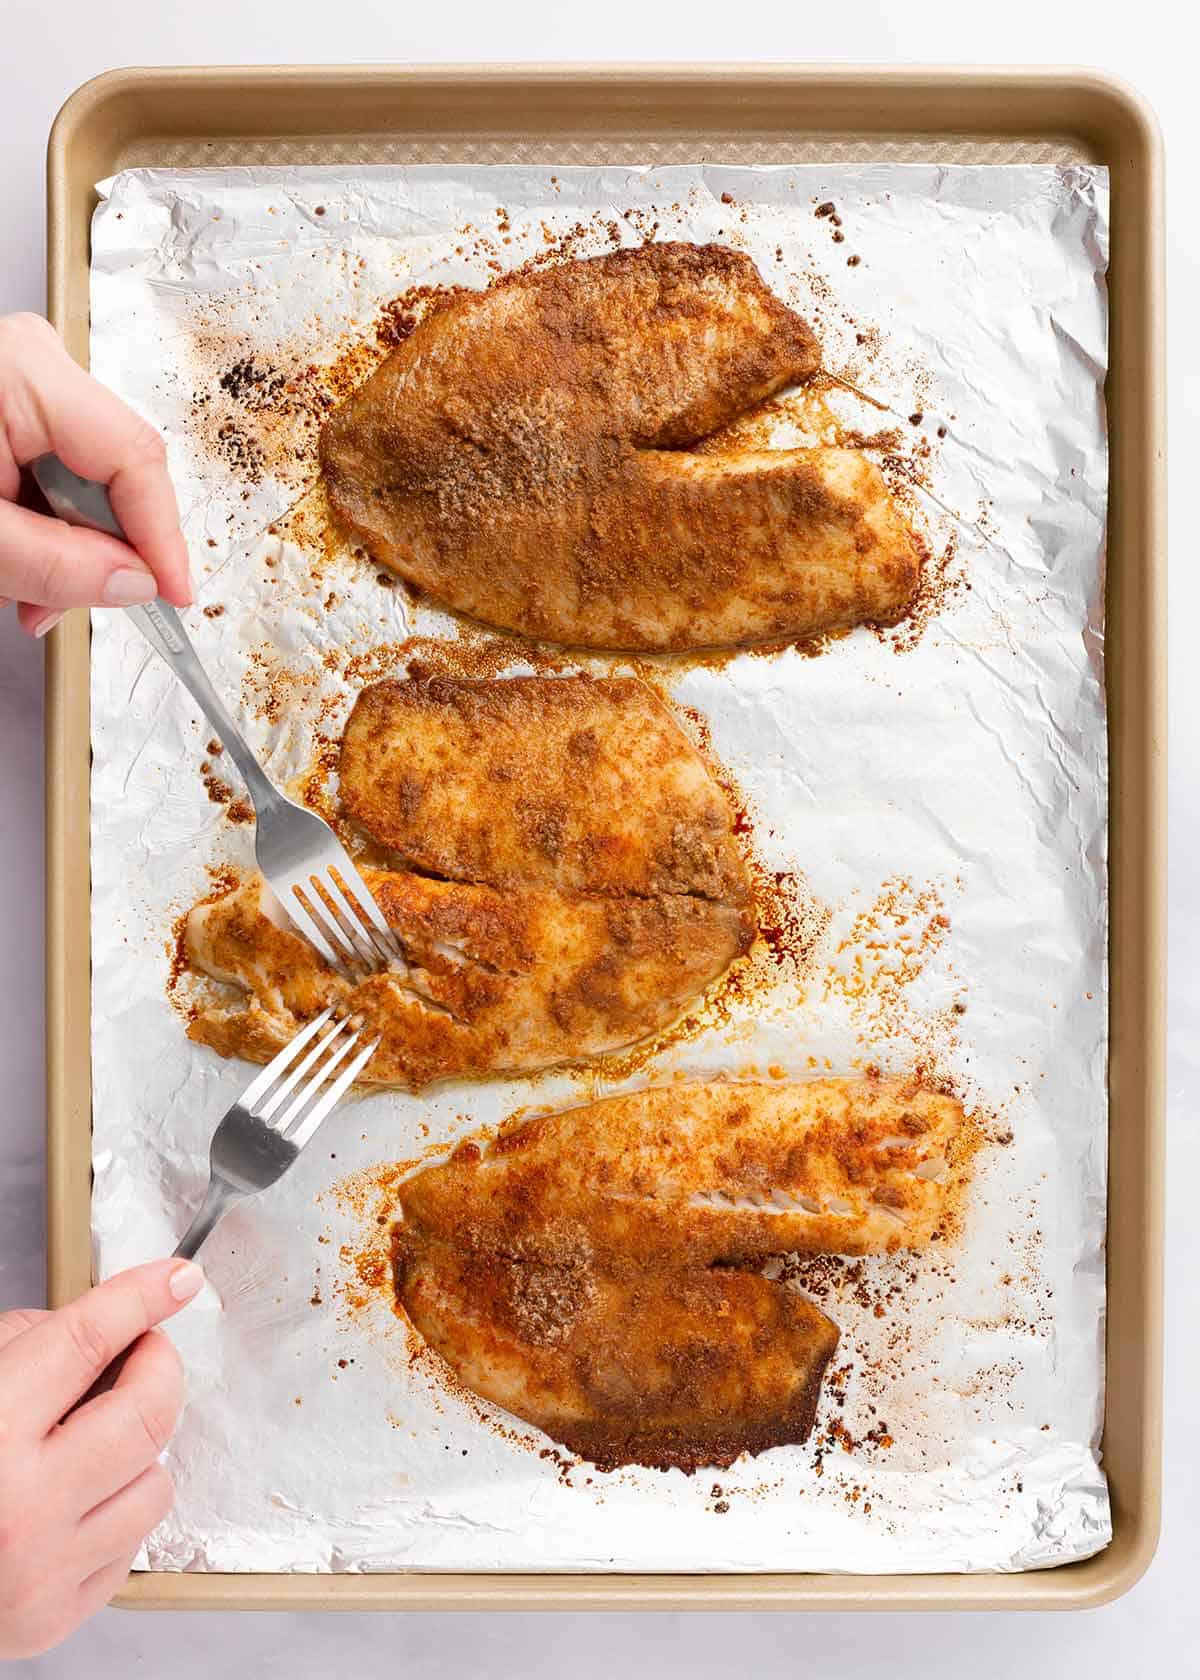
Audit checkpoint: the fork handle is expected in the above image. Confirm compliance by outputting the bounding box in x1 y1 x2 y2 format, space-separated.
29 453 280 815
173 1177 238 1261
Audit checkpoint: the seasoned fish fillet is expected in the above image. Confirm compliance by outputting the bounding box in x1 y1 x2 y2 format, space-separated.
319 243 920 650
338 673 748 901
184 871 750 1090
181 671 752 1085
400 1077 971 1263
393 1081 974 1464
394 1231 839 1473
390 1078 971 1468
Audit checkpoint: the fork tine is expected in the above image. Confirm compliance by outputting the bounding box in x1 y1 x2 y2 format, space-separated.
283 885 350 972
324 869 404 971
272 1022 366 1138
285 1036 380 1150
299 883 360 969
236 1006 337 1110
329 857 396 946
312 874 384 969
298 885 357 969
255 1012 360 1125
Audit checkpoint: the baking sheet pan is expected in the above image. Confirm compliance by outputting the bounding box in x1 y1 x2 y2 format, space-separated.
44 64 1165 1611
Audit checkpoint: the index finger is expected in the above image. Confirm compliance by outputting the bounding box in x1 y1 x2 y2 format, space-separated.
0 1259 203 1438
3 322 192 606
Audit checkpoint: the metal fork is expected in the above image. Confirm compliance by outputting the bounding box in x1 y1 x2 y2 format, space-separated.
31 452 402 975
173 1007 379 1259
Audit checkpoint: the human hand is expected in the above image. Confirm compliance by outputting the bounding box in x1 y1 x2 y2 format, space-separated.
0 1257 203 1658
0 312 192 639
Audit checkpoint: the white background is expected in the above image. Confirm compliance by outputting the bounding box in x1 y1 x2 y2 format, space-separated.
0 5 1190 1675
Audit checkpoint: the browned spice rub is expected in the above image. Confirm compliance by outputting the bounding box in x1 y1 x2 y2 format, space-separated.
338 671 750 901
319 243 920 651
391 1075 972 1470
394 1231 839 1473
400 1075 973 1266
182 674 753 1087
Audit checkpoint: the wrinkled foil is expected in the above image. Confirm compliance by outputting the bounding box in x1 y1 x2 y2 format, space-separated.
88 163 1110 1574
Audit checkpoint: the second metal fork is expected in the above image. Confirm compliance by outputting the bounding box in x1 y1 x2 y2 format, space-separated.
173 1007 379 1259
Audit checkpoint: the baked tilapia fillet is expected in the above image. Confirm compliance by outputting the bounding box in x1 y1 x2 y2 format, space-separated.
398 1076 974 1264
390 1075 971 1470
183 868 750 1090
181 673 753 1087
394 1229 840 1473
320 242 921 651
337 672 750 903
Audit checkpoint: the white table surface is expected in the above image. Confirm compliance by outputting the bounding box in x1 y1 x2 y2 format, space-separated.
0 5 1192 1674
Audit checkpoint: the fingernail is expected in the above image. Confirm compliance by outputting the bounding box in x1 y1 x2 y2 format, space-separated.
103 568 157 607
168 1260 205 1302
34 610 64 639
